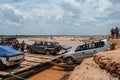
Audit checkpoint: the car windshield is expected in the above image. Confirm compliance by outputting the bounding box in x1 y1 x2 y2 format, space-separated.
54 42 59 45
46 42 52 46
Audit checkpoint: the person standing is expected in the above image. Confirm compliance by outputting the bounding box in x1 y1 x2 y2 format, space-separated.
113 28 117 39
116 27 119 39
110 28 114 39
20 41 26 52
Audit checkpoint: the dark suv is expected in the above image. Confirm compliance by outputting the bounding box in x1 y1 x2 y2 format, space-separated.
26 40 62 55
0 38 20 50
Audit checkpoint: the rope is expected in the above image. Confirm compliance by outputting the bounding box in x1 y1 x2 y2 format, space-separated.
9 70 27 80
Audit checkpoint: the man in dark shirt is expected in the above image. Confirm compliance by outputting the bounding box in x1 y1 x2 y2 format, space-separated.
116 27 119 39
20 41 26 52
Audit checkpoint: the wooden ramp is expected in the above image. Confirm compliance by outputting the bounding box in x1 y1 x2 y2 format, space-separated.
0 53 62 80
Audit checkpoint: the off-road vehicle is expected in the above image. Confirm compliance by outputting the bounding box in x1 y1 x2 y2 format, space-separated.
0 46 24 69
26 40 62 55
0 38 20 50
63 39 110 64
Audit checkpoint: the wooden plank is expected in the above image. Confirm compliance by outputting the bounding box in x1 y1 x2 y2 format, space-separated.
0 53 61 77
0 71 9 76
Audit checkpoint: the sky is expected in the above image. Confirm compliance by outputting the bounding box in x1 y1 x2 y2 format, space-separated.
0 0 120 35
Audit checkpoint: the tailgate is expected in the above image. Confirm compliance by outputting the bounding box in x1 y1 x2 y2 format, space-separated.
9 54 24 61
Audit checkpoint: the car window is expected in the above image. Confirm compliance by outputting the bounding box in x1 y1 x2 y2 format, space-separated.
88 42 95 49
33 42 40 46
75 46 80 52
46 42 55 48
87 40 105 49
55 42 59 45
76 40 105 51
75 46 84 51
95 41 104 47
46 42 51 46
2 40 9 44
34 41 43 45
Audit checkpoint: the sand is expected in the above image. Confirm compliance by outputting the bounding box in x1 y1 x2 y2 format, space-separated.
69 58 119 80
69 39 120 80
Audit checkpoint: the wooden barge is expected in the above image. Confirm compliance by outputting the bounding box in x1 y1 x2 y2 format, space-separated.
0 53 62 80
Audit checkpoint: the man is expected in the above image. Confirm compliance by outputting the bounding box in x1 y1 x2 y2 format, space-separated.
116 27 119 39
20 41 26 52
110 28 114 39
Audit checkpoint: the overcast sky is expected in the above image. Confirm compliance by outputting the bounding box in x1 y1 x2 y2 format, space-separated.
0 0 120 35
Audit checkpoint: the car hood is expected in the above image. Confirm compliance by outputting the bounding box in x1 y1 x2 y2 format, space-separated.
61 45 72 50
0 46 23 57
64 51 75 55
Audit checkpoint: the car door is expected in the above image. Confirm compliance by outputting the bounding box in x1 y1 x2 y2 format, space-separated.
82 49 96 59
72 45 87 61
39 44 46 53
74 51 87 61
32 44 41 53
84 42 98 58
74 44 95 62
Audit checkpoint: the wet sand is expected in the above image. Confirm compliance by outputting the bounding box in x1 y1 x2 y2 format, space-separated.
29 66 67 80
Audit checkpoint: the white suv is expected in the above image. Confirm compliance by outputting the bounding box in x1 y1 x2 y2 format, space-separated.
0 46 24 69
63 39 110 64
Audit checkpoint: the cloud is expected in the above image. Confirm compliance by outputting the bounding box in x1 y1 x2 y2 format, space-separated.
59 0 114 23
0 0 120 35
0 0 22 4
0 4 26 26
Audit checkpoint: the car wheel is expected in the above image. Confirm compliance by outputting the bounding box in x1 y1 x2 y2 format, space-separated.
0 60 4 70
16 63 21 66
52 52 57 56
27 48 32 53
66 57 74 65
45 50 50 55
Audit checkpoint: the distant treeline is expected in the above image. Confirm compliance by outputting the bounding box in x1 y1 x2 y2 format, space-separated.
0 35 108 38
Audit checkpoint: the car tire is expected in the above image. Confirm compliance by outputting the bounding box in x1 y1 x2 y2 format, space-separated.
16 63 21 66
45 50 50 55
66 57 74 65
52 53 57 56
0 60 4 70
27 48 32 53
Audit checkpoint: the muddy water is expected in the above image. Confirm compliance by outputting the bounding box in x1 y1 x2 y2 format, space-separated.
29 66 68 80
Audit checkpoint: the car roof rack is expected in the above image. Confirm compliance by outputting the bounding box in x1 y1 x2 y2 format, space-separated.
84 39 104 43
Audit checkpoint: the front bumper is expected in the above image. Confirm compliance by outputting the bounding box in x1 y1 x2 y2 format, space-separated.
6 59 24 66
